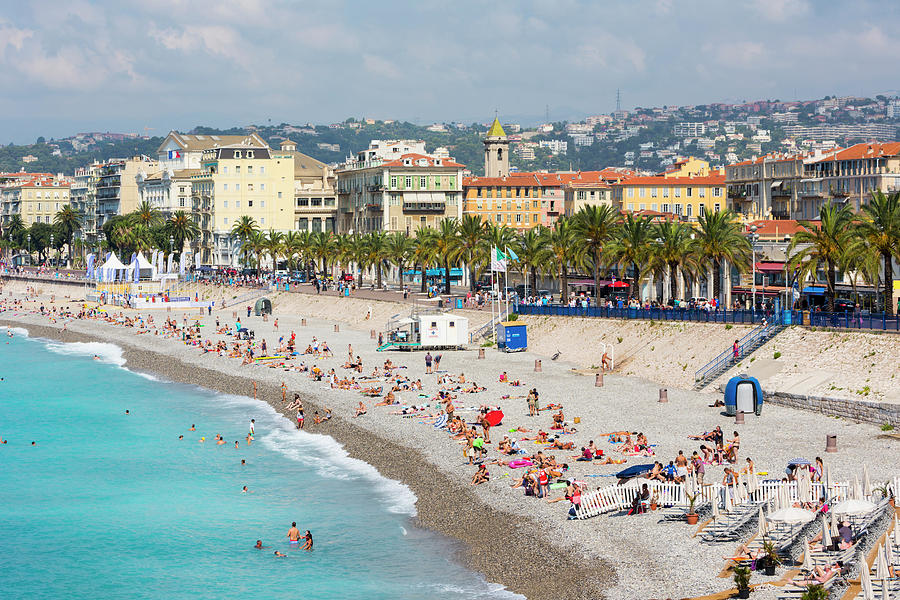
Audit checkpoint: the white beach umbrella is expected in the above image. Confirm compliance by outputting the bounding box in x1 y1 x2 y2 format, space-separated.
875 545 889 581
823 464 831 498
712 494 720 519
854 475 864 501
833 498 877 516
819 515 830 549
861 563 875 600
801 539 813 572
863 464 872 498
880 578 891 600
830 510 840 538
757 506 769 538
767 507 815 524
894 516 900 547
884 538 895 569
748 470 758 496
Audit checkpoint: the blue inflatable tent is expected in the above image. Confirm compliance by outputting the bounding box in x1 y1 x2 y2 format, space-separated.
724 374 764 416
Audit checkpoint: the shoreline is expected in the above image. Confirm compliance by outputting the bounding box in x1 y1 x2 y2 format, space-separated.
2 317 611 600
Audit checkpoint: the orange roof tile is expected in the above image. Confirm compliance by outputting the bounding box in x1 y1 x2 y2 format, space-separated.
381 153 465 168
818 142 900 162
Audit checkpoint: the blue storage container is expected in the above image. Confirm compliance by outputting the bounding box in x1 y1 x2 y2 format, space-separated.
496 321 527 352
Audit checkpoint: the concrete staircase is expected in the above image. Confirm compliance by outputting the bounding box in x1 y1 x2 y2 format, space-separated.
693 321 785 390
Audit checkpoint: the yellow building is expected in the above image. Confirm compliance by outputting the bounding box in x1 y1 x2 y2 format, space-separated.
1 175 71 226
191 144 295 266
612 158 726 221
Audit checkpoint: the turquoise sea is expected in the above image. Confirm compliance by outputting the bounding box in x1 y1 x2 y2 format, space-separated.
0 327 522 600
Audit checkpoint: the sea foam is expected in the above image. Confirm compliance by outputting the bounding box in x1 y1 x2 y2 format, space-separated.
215 391 418 516
43 340 126 366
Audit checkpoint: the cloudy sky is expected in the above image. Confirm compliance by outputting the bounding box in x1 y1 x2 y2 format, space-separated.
0 0 897 143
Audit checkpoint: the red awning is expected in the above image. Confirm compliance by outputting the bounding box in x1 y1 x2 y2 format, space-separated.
755 261 786 272
608 281 629 288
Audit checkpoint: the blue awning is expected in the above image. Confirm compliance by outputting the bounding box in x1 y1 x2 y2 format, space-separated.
403 268 463 277
802 286 826 296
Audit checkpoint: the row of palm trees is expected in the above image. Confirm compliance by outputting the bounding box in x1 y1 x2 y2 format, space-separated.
230 192 900 316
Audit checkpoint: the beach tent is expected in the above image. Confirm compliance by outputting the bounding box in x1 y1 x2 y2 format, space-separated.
254 298 273 316
98 253 128 282
723 374 764 416
126 252 155 281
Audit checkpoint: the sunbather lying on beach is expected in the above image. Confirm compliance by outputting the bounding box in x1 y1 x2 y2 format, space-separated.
791 562 843 587
723 543 765 562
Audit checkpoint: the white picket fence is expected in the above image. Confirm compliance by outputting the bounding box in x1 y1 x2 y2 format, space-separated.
575 478 857 520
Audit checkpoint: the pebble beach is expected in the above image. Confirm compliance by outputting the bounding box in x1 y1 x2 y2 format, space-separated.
2 282 898 600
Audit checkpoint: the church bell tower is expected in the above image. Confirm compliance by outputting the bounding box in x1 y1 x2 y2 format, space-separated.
483 117 509 178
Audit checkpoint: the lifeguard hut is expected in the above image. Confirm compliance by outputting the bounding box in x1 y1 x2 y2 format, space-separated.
496 321 527 352
379 309 468 351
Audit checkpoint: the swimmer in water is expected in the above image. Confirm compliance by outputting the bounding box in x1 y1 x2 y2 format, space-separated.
254 540 270 550
125 410 129 415
287 522 300 542
241 486 252 493
189 424 196 431
234 441 239 449
245 433 252 445
216 438 226 445
93 355 99 360
301 531 313 551
241 459 246 466
274 551 287 558
199 437 206 443
178 435 183 440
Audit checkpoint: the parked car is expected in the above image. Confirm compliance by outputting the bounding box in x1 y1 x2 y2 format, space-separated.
832 298 855 312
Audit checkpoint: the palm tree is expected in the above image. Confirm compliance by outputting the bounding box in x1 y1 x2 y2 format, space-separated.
543 219 579 300
514 226 548 295
856 191 900 315
572 205 618 296
413 227 435 293
456 215 487 291
230 216 259 269
131 201 162 228
246 231 267 275
54 205 83 266
789 204 854 312
310 231 333 277
263 229 284 272
165 211 199 260
649 221 699 303
282 231 303 271
385 232 416 287
606 214 654 300
695 210 751 305
432 219 461 294
364 231 389 288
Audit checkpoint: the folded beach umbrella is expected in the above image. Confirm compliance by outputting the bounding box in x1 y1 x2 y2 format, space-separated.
757 506 768 537
819 516 829 550
801 539 813 572
830 510 840 538
861 564 874 600
863 464 872 499
876 545 889 581
894 516 900 547
880 578 891 600
854 475 863 501
748 470 758 496
724 488 734 512
711 494 720 519
822 464 831 499
885 538 894 569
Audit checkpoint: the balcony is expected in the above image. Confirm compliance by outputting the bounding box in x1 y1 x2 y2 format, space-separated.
367 184 385 192
771 186 792 197
829 187 850 198
364 202 383 211
727 189 748 200
403 202 445 213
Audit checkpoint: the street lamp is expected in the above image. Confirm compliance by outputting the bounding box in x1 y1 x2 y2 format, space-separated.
27 233 31 259
748 225 759 318
50 234 55 268
169 235 174 255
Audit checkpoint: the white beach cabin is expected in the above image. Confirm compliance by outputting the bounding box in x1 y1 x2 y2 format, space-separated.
380 311 468 351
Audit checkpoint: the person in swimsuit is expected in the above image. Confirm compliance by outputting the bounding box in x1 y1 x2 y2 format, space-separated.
287 522 301 542
274 551 287 557
300 531 313 550
254 540 270 549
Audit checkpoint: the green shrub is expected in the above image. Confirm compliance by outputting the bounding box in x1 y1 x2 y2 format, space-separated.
800 584 828 600
881 423 894 431
773 351 782 359
725 324 733 330
733 565 751 592
507 313 518 321
616 336 623 343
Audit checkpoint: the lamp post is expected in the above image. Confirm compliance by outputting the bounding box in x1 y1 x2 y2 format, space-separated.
27 233 31 260
748 225 759 319
50 234 55 268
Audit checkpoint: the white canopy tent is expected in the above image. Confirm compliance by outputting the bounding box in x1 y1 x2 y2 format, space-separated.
98 254 128 282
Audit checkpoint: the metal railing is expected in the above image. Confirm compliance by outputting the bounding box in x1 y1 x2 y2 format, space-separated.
694 321 777 383
515 303 777 324
468 305 511 344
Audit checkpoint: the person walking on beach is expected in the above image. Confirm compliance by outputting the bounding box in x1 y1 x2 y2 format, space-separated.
424 352 433 374
433 354 442 372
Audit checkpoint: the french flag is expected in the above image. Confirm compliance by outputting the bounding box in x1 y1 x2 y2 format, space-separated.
167 150 181 159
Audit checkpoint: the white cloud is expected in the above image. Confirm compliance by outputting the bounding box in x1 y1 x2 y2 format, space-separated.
362 54 402 79
749 0 810 23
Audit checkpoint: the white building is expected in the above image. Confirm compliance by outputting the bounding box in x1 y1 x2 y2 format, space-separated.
539 140 568 155
673 122 707 137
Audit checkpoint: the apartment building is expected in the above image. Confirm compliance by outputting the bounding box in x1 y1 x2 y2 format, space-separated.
279 140 338 234
726 142 900 221
0 174 71 227
673 122 707 137
335 140 464 234
462 173 550 231
95 156 158 228
613 159 726 221
563 169 635 216
69 167 97 239
191 144 295 266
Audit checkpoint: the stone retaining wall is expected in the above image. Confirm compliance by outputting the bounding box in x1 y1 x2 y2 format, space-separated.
767 390 900 428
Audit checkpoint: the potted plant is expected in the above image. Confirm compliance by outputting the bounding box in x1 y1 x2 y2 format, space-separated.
759 540 781 576
685 492 700 525
733 565 751 599
800 584 828 600
873 483 894 507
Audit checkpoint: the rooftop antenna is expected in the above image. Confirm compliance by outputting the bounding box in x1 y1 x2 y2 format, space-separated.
616 89 622 112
